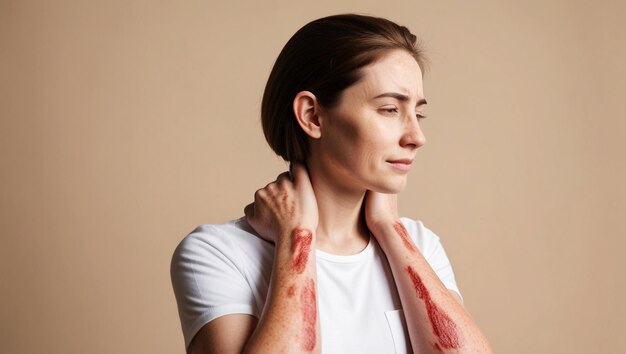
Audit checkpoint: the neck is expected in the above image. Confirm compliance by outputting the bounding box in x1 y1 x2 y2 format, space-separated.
306 159 370 254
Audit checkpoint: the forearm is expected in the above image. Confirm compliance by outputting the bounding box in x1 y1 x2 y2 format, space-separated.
374 221 491 354
243 227 321 354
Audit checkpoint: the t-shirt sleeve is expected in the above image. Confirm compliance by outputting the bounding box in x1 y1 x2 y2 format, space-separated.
170 225 257 351
402 218 464 302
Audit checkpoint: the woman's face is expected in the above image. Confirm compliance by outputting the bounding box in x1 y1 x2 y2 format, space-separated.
314 49 427 194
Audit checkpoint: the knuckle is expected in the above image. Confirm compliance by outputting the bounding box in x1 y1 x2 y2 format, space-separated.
265 185 278 195
277 171 291 181
254 188 266 199
277 178 290 188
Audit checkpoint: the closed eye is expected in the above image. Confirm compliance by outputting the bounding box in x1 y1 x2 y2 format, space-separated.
379 107 399 116
379 107 427 120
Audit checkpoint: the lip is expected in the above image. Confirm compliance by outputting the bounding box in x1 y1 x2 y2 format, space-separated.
387 159 414 172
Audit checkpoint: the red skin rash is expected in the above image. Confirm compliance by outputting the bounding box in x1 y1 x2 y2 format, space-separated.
407 266 461 349
300 278 317 351
287 284 296 298
393 221 418 253
291 228 313 274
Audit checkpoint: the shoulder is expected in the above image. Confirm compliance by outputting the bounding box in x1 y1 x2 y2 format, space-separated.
399 217 443 261
172 217 263 256
399 216 434 235
399 217 463 300
399 216 441 243
170 217 270 276
170 218 267 351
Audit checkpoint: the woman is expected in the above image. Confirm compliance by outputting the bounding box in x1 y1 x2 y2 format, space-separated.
171 14 492 354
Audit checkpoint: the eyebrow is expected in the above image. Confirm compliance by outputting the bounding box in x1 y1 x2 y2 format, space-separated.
373 92 428 106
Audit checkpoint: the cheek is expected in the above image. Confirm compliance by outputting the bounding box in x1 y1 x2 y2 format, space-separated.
341 124 389 168
360 125 393 159
333 115 361 142
321 109 390 170
323 117 363 156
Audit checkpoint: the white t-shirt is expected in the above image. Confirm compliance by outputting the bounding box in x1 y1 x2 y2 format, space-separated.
170 217 461 354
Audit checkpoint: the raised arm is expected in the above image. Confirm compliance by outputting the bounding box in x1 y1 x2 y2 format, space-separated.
190 164 321 354
242 226 320 354
365 191 492 354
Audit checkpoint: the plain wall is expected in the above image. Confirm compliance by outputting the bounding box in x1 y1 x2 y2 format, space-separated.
1 1 625 353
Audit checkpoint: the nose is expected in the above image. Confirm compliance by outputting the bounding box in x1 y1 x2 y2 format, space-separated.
400 115 426 149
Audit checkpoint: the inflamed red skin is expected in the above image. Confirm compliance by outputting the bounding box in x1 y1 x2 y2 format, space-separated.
393 221 418 253
407 266 461 350
286 284 296 298
291 228 313 274
300 278 317 351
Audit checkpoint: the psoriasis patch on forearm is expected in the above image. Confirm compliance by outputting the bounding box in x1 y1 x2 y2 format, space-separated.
393 221 417 253
300 278 317 351
407 266 461 350
287 284 296 298
291 228 313 274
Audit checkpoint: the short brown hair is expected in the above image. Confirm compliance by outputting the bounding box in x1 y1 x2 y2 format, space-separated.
261 14 426 162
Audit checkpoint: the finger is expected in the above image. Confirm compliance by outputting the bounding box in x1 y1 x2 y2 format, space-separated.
254 187 267 201
276 171 291 182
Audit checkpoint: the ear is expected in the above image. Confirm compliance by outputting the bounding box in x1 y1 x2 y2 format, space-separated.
293 91 322 139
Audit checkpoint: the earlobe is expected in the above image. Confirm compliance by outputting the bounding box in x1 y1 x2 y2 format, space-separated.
293 91 322 139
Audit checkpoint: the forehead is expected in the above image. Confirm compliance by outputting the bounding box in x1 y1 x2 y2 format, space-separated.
351 50 424 100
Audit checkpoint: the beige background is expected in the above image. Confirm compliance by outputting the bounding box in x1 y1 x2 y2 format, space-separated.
1 1 625 353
